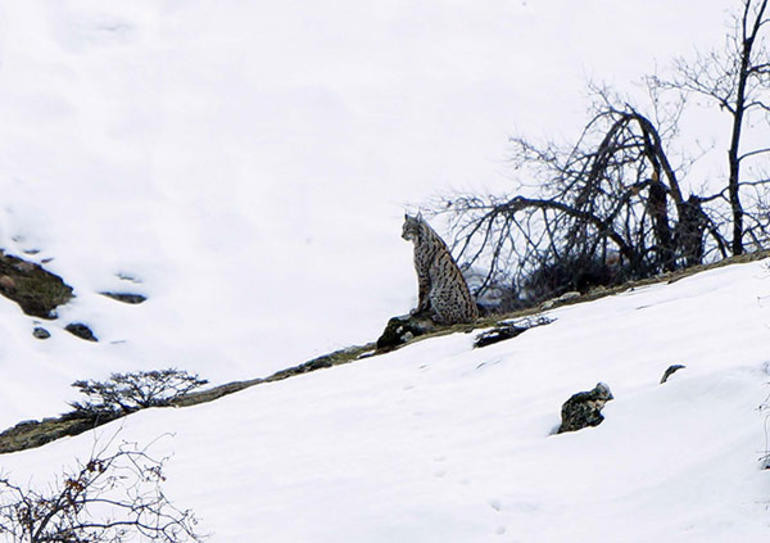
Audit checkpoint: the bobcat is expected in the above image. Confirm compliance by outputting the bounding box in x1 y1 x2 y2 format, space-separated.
401 213 479 325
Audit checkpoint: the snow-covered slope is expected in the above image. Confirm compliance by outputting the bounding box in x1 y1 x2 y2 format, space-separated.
2 1 768 541
4 259 770 542
0 0 737 427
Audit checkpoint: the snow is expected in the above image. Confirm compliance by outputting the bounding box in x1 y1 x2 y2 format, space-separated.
4 260 770 541
1 0 769 541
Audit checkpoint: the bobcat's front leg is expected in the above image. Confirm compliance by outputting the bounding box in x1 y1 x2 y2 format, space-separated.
414 269 431 314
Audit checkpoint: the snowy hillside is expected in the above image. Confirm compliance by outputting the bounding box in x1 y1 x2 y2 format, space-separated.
0 0 738 426
1 0 768 541
4 259 770 542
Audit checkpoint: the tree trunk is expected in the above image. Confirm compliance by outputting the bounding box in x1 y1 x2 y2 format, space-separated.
728 57 748 255
727 0 768 254
646 177 675 270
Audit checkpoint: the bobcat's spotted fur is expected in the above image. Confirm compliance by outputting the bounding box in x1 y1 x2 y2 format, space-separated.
402 213 479 325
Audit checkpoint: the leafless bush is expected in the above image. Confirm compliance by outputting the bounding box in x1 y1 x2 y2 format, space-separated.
69 369 209 416
0 437 204 542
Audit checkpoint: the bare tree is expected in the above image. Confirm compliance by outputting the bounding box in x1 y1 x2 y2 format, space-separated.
655 0 770 254
438 86 721 307
0 437 204 542
431 1 769 310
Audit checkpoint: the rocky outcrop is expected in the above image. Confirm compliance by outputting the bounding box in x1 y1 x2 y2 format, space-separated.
557 382 613 434
376 313 436 352
0 250 73 318
0 412 120 454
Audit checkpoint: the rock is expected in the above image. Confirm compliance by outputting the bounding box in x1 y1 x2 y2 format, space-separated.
474 316 554 348
0 250 74 319
100 292 147 304
376 313 436 352
558 290 581 302
33 327 51 340
0 275 15 289
660 364 686 384
557 382 613 434
65 322 98 342
540 291 582 311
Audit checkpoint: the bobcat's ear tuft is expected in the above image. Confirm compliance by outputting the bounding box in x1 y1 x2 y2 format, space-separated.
416 211 423 221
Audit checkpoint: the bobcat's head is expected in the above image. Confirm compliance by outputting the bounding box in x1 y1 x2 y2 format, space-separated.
401 213 423 241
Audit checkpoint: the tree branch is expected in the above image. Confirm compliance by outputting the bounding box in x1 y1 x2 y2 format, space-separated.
738 147 770 161
502 195 636 259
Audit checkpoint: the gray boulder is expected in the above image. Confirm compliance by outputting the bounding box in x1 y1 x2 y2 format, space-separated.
557 382 613 434
32 327 51 340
